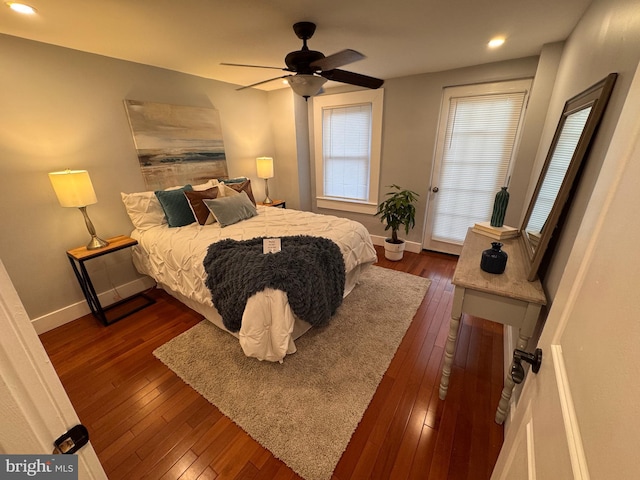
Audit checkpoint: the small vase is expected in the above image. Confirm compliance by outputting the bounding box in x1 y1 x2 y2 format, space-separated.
490 187 510 227
480 242 508 274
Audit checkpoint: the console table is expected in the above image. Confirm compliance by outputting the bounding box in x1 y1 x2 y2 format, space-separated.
439 228 546 424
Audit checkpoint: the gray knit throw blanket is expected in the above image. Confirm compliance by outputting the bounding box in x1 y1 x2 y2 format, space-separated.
203 236 346 332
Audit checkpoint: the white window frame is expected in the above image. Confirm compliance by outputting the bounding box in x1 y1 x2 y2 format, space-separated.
312 89 384 214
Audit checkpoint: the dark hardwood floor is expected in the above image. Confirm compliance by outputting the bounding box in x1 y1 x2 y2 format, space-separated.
39 246 504 479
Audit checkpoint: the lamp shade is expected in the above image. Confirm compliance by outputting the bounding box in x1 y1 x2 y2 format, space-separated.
49 169 98 207
287 74 327 98
256 157 274 179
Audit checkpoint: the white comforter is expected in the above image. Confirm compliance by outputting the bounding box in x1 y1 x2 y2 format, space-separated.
131 206 377 361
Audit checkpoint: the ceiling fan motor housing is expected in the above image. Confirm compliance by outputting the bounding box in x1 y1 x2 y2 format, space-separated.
285 49 325 73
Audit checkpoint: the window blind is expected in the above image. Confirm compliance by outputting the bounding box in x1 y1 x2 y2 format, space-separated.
527 107 592 232
433 92 527 243
322 104 372 201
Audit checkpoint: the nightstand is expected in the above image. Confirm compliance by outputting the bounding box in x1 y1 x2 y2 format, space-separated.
66 234 155 326
257 199 286 208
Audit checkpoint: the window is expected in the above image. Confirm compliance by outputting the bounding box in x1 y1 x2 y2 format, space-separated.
312 89 383 214
428 80 531 246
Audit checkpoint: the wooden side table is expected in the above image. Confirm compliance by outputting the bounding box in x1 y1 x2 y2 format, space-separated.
66 235 155 326
257 199 286 208
438 229 547 424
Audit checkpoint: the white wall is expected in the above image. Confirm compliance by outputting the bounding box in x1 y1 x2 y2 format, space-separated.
0 34 275 322
528 0 640 299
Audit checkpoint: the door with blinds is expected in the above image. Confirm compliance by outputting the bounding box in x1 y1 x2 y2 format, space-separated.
424 79 531 254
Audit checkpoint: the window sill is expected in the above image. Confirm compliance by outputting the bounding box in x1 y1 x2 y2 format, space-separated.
316 197 378 215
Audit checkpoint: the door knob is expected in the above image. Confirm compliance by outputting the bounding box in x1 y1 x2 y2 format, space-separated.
511 348 542 384
432 187 439 193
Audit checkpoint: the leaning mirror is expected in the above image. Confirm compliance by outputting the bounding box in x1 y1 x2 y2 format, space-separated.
521 73 617 281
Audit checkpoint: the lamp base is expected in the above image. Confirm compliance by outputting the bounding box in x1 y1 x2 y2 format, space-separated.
87 235 109 250
263 178 273 204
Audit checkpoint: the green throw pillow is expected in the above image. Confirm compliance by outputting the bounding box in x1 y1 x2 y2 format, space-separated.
154 185 195 227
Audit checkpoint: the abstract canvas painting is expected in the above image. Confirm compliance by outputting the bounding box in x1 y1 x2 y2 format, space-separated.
124 100 229 190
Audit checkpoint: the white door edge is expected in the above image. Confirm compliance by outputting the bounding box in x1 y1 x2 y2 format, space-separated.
0 259 107 478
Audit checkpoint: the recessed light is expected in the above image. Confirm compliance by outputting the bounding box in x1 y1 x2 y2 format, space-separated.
5 2 37 14
488 37 505 48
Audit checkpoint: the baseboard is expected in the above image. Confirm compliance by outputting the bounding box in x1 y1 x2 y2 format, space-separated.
370 235 422 253
31 276 156 334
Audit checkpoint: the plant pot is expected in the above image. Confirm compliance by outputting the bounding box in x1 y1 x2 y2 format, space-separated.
384 238 406 261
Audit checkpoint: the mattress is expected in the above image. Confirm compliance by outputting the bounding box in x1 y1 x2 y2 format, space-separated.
131 206 377 362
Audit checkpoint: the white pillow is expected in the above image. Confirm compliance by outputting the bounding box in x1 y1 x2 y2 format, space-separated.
166 179 219 191
218 184 240 197
121 191 167 231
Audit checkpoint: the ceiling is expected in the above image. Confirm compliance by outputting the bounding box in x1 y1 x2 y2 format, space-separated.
1 0 593 91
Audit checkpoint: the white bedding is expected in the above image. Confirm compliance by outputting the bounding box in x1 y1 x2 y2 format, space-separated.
131 206 377 361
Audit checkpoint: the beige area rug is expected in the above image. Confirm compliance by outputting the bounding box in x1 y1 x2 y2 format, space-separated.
153 265 431 480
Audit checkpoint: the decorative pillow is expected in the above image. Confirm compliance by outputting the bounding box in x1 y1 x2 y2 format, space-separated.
155 185 195 227
121 191 167 231
220 179 256 205
184 186 220 225
218 176 247 184
122 180 219 230
203 191 258 227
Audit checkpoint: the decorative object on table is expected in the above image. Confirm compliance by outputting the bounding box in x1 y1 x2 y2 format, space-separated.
472 221 519 240
490 186 510 227
123 100 228 191
480 241 508 274
375 184 419 261
49 169 109 250
256 156 274 204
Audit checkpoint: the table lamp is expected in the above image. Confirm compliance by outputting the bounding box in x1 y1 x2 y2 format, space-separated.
256 157 274 204
49 169 109 250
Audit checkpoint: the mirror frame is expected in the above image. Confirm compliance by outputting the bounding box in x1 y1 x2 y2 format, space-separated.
521 73 617 281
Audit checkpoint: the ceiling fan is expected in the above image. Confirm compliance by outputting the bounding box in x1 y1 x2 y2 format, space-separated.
222 21 384 99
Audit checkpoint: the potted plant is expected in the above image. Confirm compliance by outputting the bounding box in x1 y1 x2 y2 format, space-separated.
375 184 419 261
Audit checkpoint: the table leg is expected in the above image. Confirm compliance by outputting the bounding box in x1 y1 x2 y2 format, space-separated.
68 256 108 324
439 286 464 400
495 331 530 424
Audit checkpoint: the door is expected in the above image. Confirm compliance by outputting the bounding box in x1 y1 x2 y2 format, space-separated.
424 79 530 254
0 259 107 479
492 63 640 479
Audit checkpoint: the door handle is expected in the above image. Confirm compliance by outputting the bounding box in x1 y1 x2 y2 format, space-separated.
511 348 542 384
432 187 439 193
52 424 89 454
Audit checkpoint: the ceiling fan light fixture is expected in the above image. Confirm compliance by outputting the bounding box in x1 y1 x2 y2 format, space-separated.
287 74 327 99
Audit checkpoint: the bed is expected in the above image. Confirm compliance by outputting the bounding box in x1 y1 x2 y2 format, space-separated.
122 179 377 362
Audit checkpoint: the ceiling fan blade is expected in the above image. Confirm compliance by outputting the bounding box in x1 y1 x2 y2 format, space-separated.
221 62 286 71
320 69 384 89
236 75 291 91
310 49 365 71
